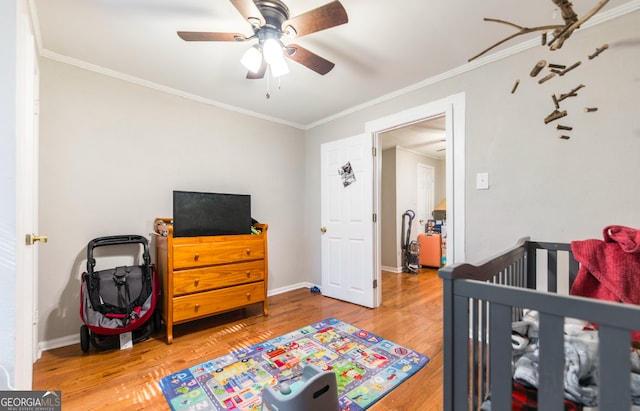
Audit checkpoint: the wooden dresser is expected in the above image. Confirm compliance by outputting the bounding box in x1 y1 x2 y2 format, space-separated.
154 218 268 343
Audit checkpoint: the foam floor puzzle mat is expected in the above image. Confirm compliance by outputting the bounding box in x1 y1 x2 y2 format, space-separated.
159 318 430 411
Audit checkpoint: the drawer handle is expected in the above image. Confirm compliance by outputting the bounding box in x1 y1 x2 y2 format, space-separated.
245 248 251 255
246 293 251 300
194 278 200 286
246 271 251 278
194 304 200 312
194 253 199 261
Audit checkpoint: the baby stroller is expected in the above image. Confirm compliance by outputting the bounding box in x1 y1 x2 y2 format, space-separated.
79 235 158 352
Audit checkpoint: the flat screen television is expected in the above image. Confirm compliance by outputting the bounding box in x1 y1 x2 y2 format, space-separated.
173 190 252 237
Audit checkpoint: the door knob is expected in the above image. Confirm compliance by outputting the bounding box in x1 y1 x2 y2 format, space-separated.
320 227 327 233
25 233 48 245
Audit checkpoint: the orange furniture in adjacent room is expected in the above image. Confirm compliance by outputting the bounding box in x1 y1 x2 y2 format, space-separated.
418 233 441 268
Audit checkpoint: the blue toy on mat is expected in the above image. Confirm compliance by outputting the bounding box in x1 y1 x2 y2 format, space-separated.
261 365 339 411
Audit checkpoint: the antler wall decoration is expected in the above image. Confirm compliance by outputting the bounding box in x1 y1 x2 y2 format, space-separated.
471 0 611 140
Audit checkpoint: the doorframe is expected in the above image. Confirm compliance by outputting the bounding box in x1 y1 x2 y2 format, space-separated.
367 93 466 307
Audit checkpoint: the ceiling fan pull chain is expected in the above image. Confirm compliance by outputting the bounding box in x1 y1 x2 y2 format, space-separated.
265 68 271 99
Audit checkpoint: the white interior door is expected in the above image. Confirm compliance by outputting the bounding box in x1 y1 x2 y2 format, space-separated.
15 1 40 388
416 164 435 238
320 134 374 308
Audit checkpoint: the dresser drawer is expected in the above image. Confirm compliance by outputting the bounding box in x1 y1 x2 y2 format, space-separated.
173 260 265 296
173 237 264 269
172 281 266 323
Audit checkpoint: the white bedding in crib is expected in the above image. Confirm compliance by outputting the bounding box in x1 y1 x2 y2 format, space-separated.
511 309 640 408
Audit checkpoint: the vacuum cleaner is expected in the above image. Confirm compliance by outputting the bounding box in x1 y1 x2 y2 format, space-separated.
401 210 420 274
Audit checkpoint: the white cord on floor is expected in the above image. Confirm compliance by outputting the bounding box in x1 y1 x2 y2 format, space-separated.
0 364 16 390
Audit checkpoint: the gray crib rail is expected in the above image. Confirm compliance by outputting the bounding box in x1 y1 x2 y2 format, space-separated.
439 238 640 410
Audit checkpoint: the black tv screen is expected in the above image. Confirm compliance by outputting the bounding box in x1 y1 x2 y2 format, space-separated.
173 191 252 237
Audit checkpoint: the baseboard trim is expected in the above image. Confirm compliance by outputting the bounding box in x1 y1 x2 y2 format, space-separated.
267 282 316 296
37 335 78 357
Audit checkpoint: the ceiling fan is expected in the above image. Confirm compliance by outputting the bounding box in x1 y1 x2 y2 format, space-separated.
177 0 348 79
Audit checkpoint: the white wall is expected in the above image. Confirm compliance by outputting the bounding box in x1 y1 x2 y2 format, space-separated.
0 0 17 390
305 10 640 285
37 58 306 344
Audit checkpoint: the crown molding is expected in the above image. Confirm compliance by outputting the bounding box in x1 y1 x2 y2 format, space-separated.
39 49 306 130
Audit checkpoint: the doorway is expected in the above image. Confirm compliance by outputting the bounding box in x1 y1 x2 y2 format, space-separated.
379 116 445 272
367 93 466 307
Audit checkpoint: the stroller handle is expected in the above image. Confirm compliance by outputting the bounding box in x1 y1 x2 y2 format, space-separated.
87 235 151 273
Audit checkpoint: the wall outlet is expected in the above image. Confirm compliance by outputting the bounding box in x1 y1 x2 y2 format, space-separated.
476 172 489 190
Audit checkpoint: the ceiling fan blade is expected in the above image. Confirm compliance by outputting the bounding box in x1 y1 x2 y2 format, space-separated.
285 44 335 75
282 0 348 37
229 0 265 27
177 31 247 42
246 60 267 79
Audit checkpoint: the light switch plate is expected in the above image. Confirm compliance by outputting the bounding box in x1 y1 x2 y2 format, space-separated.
476 172 489 190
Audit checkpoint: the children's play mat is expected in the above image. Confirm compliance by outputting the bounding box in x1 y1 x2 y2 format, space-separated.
159 318 430 411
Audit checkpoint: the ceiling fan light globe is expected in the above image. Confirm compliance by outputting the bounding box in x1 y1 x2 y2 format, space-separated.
270 57 289 77
241 45 263 73
263 38 283 65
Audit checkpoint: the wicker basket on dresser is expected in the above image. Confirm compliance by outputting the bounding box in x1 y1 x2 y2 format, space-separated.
154 218 268 343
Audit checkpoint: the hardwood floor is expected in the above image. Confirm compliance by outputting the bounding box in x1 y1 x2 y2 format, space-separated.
33 269 444 410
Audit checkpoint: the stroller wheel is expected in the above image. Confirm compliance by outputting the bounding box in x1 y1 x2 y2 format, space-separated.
80 325 90 353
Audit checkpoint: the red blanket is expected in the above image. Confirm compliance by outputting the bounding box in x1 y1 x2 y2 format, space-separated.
570 225 640 342
512 381 583 411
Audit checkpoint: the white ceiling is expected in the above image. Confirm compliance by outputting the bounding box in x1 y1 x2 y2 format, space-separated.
381 116 446 159
32 0 637 136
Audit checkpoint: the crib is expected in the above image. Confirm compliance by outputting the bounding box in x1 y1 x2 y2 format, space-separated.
439 238 640 410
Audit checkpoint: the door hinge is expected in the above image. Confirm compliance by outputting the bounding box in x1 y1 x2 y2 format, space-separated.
372 213 377 223
372 147 376 157
373 279 378 289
